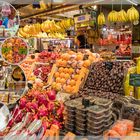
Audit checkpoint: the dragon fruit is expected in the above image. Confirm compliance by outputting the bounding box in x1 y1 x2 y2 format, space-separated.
25 102 33 112
19 97 27 109
30 102 38 111
47 101 55 111
47 90 56 101
37 94 48 106
38 106 48 118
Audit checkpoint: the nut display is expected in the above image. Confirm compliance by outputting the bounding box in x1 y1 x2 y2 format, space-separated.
79 61 135 100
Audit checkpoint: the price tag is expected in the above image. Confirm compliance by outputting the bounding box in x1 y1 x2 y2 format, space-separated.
83 54 89 60
104 62 113 71
129 74 140 87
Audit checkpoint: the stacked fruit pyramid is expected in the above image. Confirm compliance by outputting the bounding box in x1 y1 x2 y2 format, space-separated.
48 51 98 94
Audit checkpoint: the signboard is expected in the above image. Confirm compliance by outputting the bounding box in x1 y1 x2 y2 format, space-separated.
104 62 113 71
129 74 140 87
74 14 91 23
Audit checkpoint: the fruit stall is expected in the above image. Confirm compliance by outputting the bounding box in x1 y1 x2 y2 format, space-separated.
0 0 140 140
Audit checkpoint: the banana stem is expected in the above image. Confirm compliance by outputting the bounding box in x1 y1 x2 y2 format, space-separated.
121 0 122 10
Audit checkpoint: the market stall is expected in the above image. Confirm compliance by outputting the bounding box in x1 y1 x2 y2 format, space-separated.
0 0 139 139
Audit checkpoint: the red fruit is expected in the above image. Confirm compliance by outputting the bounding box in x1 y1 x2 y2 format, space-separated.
38 106 48 117
26 102 32 112
19 97 27 109
30 102 38 111
47 90 56 101
47 101 55 111
33 91 41 98
37 94 47 106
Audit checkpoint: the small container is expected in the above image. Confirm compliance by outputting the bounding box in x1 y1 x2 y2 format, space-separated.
76 126 86 133
104 115 112 123
87 113 105 121
76 112 87 120
95 98 112 108
87 129 103 136
87 124 104 132
67 114 75 119
76 121 86 128
65 123 75 131
75 130 86 136
104 121 113 129
87 105 105 117
76 105 87 114
87 119 104 127
65 100 81 110
76 117 87 124
76 111 87 117
65 118 75 124
104 111 112 119
65 109 75 115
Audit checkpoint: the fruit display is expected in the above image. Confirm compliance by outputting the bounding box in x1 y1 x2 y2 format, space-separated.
33 63 52 83
48 51 99 93
1 37 28 64
127 6 139 22
108 10 118 22
78 61 135 100
37 51 59 63
18 19 74 38
97 12 105 25
0 88 64 137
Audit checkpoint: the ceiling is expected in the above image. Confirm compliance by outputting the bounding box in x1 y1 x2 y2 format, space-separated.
3 0 139 26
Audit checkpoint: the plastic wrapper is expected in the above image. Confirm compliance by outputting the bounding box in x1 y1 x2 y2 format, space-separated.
112 120 134 136
136 58 140 74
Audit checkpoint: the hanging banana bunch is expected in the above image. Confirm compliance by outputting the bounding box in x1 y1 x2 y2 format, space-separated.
98 12 105 25
118 9 128 22
127 6 139 22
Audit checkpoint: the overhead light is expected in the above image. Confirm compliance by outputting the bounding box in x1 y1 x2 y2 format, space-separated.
93 5 97 10
93 0 105 4
127 0 138 6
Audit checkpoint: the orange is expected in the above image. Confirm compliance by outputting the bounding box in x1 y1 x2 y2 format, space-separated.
76 54 83 61
64 68 69 73
64 73 70 79
52 82 56 88
54 72 60 78
56 59 61 66
61 60 67 67
73 75 79 81
58 67 64 73
69 80 76 86
56 83 62 90
69 68 74 74
83 60 91 67
56 77 61 83
65 85 73 93
60 78 66 84
60 73 65 78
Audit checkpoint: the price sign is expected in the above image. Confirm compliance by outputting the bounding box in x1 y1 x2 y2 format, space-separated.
104 62 113 71
129 74 140 87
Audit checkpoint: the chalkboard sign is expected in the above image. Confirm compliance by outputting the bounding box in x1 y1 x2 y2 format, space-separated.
104 62 113 71
129 74 140 87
